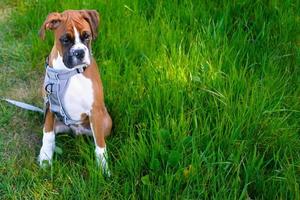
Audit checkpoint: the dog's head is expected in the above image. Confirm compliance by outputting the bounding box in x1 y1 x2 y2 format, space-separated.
39 10 99 69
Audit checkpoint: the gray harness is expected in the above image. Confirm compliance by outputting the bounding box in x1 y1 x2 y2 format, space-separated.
44 63 86 125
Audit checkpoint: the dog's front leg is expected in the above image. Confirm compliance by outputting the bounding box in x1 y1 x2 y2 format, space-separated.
38 109 56 166
90 107 111 176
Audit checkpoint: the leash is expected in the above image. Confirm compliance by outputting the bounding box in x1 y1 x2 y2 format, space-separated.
1 98 44 113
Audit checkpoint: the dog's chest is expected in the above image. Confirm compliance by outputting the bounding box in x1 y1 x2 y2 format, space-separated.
63 74 94 122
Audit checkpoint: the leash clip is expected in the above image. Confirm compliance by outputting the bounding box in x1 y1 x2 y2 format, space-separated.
45 83 54 94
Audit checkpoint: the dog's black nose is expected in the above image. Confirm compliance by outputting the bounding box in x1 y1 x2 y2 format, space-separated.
73 49 85 60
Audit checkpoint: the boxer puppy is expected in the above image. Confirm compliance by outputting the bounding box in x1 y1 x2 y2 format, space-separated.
38 10 112 175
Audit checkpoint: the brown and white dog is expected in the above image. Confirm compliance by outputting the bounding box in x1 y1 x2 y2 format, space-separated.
38 10 112 174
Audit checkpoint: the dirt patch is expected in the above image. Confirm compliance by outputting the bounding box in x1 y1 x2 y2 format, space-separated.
0 7 12 22
4 79 43 101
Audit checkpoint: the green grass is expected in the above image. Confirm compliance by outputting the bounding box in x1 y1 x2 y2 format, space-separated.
0 0 299 199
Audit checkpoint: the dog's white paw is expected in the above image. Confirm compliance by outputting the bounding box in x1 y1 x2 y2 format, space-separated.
38 147 54 167
38 130 55 167
95 146 110 177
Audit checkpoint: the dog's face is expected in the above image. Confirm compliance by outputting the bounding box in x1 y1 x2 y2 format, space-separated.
39 10 99 69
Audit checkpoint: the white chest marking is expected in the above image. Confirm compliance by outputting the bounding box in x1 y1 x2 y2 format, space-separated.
63 73 94 122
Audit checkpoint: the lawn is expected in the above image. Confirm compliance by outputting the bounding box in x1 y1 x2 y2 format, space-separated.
0 0 299 199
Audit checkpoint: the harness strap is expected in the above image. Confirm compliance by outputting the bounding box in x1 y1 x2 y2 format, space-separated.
44 58 87 125
46 66 86 80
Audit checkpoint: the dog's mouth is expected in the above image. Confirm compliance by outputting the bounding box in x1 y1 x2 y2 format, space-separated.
72 62 90 69
64 51 91 69
72 56 91 67
63 59 90 70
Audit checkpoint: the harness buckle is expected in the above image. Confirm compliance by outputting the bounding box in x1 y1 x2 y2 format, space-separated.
76 67 85 73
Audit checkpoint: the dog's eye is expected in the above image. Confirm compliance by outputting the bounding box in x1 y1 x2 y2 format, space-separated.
60 36 71 45
81 32 91 41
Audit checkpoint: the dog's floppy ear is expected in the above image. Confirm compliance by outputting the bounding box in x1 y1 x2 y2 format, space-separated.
80 10 100 40
39 12 62 40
